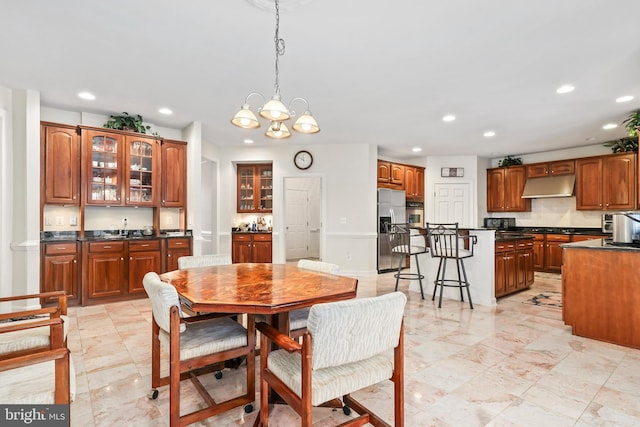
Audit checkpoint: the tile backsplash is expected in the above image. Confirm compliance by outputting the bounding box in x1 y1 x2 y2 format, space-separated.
497 197 603 227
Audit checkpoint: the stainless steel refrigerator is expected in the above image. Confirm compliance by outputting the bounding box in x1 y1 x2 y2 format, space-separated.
377 188 406 273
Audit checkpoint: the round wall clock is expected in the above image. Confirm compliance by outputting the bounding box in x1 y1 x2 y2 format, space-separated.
293 150 313 170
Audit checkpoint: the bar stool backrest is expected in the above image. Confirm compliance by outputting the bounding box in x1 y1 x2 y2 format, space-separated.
426 223 474 259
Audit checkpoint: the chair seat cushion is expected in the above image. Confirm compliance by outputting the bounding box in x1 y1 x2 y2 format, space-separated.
289 308 309 331
0 354 76 404
159 317 247 360
0 315 70 355
267 350 393 406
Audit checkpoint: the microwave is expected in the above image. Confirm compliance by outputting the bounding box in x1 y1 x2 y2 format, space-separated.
406 202 424 228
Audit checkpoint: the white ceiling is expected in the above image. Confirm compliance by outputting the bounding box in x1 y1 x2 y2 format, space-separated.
2 0 639 160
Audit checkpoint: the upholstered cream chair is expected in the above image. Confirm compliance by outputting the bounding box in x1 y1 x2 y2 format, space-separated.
0 291 74 404
143 272 255 426
177 254 232 269
289 259 340 339
257 291 406 427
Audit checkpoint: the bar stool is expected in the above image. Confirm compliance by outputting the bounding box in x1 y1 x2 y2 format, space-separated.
425 222 477 308
388 223 428 299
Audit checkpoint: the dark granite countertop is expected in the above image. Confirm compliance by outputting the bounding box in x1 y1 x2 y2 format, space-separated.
41 230 192 242
561 238 640 251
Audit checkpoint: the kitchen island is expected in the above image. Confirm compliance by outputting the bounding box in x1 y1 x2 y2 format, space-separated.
561 238 640 349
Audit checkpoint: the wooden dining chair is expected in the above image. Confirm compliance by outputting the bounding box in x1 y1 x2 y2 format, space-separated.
0 291 73 404
289 259 340 340
143 272 255 426
257 291 406 427
177 254 232 269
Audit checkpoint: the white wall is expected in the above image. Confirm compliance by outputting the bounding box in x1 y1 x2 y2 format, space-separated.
0 87 12 305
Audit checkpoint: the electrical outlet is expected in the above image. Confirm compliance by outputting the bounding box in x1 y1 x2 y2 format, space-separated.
56 216 64 226
346 252 352 261
167 217 174 225
45 216 52 226
69 215 77 226
122 217 128 226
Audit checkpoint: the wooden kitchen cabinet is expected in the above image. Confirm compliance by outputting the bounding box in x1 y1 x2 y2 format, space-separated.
526 160 575 178
237 164 273 213
532 234 545 270
576 153 636 210
41 123 80 205
41 242 79 306
128 239 161 294
232 233 272 263
495 241 516 297
84 241 126 301
377 160 405 190
164 237 192 272
404 166 425 201
495 238 533 298
545 234 570 273
82 128 159 206
161 140 187 207
487 166 531 212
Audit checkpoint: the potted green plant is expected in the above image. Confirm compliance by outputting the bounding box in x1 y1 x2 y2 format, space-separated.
498 155 523 167
622 109 640 137
104 112 151 134
603 136 638 153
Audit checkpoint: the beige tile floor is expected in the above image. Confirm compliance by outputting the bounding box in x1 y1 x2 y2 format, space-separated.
65 272 640 426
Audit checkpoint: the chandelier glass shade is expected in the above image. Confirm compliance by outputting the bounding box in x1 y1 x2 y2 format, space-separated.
230 0 319 138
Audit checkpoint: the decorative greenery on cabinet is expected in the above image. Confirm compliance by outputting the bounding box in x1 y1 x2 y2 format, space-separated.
498 155 523 167
104 112 152 134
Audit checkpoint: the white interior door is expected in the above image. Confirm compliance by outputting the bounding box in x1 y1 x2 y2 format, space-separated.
433 183 472 226
285 188 309 260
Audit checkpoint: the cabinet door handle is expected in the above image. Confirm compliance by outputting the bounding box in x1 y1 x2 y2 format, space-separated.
73 195 76 200
175 242 183 246
104 245 112 249
120 257 124 261
73 260 77 264
141 244 149 247
130 257 133 260
168 254 171 257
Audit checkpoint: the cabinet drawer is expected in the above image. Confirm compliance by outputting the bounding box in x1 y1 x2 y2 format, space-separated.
545 234 571 242
44 243 77 255
253 233 272 242
495 242 516 252
167 238 190 249
129 240 160 252
516 239 534 249
232 234 252 242
88 241 125 252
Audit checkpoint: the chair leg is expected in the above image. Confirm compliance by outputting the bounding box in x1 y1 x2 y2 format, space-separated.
413 254 425 299
394 254 403 291
438 258 447 308
432 258 443 301
260 333 269 427
455 258 465 302
460 259 474 309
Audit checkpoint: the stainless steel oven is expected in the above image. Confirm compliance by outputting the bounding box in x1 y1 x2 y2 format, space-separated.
406 202 424 228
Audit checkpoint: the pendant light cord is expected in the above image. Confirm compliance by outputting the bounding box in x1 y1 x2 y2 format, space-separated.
273 0 285 97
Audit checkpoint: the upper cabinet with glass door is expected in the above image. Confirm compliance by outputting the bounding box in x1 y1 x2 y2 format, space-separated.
82 128 158 206
84 129 124 205
124 136 158 206
237 163 272 213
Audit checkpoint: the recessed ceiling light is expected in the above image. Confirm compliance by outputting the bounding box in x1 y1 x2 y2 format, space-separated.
602 123 618 130
158 108 173 115
78 91 95 100
243 139 254 144
442 114 456 122
412 147 422 152
616 95 634 103
483 131 496 138
556 85 575 94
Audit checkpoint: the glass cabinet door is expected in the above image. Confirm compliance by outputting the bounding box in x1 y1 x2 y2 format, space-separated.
89 133 121 204
237 166 255 212
258 166 273 211
125 137 156 205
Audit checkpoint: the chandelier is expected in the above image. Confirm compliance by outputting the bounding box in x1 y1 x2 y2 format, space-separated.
231 0 320 139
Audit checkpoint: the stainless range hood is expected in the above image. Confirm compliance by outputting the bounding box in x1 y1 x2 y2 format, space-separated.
521 174 575 198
